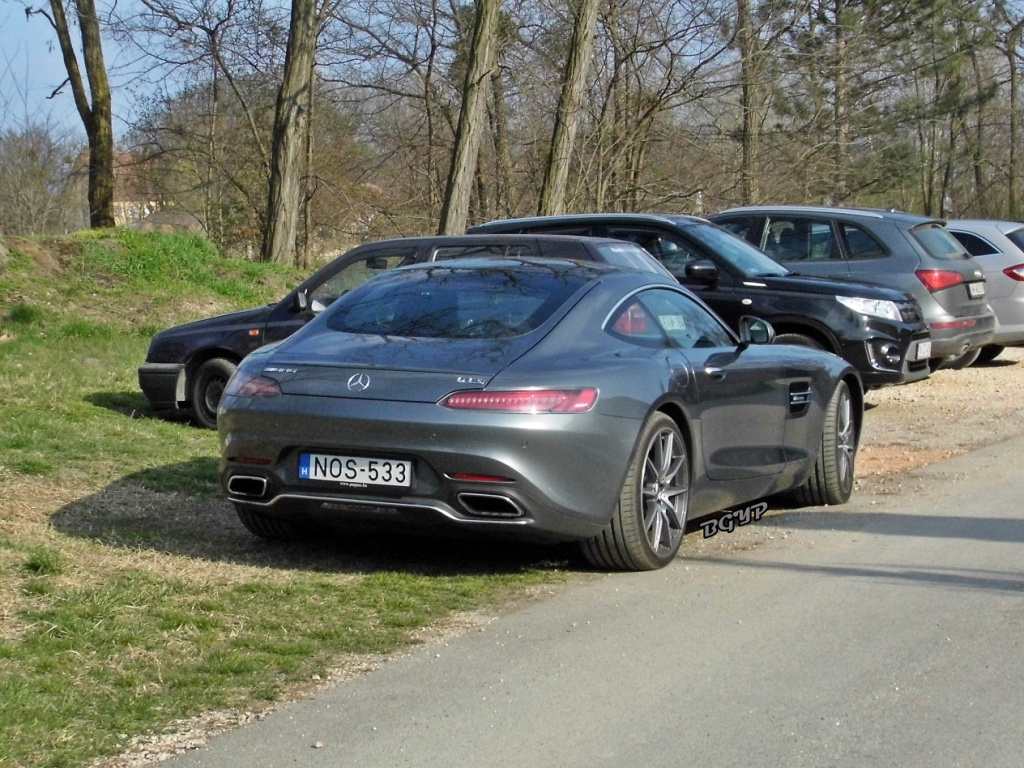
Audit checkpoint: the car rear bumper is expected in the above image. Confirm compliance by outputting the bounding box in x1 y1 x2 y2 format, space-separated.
138 362 186 411
928 312 997 358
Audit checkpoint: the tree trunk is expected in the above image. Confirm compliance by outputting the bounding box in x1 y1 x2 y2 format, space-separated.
438 0 499 234
46 0 115 229
737 0 759 205
538 0 600 216
261 0 319 264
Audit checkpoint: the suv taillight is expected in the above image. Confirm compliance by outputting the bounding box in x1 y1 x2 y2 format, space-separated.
916 269 965 292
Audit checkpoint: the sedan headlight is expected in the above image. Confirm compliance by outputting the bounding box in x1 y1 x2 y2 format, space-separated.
836 296 902 321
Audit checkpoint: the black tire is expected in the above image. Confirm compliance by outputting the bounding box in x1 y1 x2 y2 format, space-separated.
774 333 825 351
234 504 304 541
791 380 857 507
973 345 1005 365
581 413 690 571
941 347 982 370
191 358 237 429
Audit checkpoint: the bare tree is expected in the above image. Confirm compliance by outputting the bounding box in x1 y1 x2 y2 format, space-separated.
28 0 115 228
537 0 601 215
437 0 500 233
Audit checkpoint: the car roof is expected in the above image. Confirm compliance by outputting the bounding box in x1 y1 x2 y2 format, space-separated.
946 219 1024 235
468 213 710 230
713 205 944 227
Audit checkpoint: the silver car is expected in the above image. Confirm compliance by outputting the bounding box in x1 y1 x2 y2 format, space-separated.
945 220 1024 364
219 259 862 571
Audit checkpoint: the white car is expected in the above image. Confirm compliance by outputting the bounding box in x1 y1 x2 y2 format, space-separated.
946 220 1024 364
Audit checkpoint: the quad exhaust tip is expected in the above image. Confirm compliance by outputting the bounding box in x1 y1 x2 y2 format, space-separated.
228 475 268 498
457 493 525 519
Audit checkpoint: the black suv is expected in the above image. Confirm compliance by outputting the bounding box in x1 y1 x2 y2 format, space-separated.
467 213 931 388
709 206 995 369
139 234 672 427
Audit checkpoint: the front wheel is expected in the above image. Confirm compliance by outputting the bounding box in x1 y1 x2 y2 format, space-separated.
773 333 825 351
581 413 690 571
791 380 857 507
191 357 237 429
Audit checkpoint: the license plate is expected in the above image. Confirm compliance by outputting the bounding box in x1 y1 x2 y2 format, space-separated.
299 453 412 487
968 282 986 298
914 340 932 361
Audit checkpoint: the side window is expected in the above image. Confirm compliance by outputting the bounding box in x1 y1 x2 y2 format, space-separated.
433 244 537 260
716 216 761 247
607 289 733 350
606 228 704 278
310 249 417 305
840 223 888 259
948 231 1000 257
764 218 838 262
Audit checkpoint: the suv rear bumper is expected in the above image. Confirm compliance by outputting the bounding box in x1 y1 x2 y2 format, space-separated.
928 312 996 358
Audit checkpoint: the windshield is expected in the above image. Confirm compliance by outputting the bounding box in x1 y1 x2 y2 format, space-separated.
681 220 790 277
325 264 591 339
592 241 673 277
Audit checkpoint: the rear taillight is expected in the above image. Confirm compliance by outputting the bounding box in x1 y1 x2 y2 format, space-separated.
225 373 282 398
1003 264 1024 282
916 270 965 292
440 388 598 413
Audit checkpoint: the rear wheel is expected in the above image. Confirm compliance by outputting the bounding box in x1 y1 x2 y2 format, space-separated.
941 347 982 370
581 413 689 571
973 345 1005 365
791 381 857 507
191 357 236 429
234 504 304 541
774 333 825 350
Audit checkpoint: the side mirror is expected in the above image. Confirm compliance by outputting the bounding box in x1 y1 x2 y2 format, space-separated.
366 256 389 270
684 259 719 284
738 315 775 346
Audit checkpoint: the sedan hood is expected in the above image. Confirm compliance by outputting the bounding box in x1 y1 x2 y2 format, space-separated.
262 330 542 402
155 305 274 338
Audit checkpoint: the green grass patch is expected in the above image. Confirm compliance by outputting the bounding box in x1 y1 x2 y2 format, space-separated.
0 230 576 768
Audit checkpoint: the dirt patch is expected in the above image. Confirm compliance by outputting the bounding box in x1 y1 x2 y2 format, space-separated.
3 236 67 276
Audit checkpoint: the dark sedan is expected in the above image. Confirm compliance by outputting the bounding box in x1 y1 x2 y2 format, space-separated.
139 234 669 428
219 258 862 571
468 213 932 388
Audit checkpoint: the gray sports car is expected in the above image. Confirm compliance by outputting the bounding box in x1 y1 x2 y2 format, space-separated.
219 258 862 571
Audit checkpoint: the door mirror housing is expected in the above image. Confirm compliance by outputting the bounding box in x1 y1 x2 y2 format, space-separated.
738 316 775 346
684 259 719 284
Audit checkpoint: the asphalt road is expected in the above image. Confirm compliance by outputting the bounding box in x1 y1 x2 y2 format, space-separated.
165 436 1024 768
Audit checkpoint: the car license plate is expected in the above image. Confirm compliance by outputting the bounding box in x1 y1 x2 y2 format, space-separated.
968 282 986 298
914 340 932 361
299 453 412 487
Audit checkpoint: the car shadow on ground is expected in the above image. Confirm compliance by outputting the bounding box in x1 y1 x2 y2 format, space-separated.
86 391 199 426
49 459 587 577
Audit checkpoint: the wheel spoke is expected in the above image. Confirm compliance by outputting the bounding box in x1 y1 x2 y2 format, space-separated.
640 427 689 555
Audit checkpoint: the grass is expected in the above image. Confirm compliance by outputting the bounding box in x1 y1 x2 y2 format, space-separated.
0 230 575 768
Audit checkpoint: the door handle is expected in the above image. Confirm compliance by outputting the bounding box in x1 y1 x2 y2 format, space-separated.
705 366 726 380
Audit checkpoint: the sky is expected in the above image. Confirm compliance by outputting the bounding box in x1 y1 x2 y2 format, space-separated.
1 5 135 140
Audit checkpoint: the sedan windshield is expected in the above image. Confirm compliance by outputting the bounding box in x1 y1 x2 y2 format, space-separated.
325 264 592 339
681 220 790 277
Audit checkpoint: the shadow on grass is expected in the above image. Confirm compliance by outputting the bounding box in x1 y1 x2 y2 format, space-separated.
49 458 586 577
86 391 198 426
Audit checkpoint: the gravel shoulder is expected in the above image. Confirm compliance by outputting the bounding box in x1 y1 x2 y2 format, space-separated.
855 347 1024 493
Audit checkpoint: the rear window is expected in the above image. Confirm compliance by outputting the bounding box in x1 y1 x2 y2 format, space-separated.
325 265 590 339
909 223 970 261
1005 228 1024 252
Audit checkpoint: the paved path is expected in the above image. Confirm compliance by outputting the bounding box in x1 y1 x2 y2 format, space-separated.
165 436 1024 767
